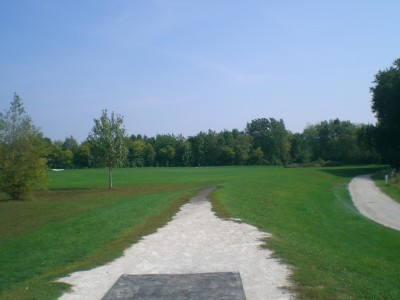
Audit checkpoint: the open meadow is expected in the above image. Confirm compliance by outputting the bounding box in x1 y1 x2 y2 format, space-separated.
1 166 400 299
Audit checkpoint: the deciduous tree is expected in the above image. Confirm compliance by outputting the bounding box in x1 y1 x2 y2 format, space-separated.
245 118 290 164
88 110 128 188
0 94 47 199
371 58 400 166
73 143 92 168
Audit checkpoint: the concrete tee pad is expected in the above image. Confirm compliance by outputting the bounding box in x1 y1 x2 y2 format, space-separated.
102 272 246 300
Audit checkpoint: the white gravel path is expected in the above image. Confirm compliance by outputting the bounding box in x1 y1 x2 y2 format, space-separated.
58 187 293 299
349 174 400 231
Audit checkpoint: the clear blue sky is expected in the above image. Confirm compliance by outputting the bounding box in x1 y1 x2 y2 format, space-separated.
1 1 399 142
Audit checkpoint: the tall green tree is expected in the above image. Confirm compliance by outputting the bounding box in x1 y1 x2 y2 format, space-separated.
143 143 156 166
128 139 146 167
73 143 93 168
188 134 205 166
0 94 47 199
174 135 192 166
356 124 380 163
153 134 177 167
289 132 311 163
300 119 372 164
245 118 290 164
88 110 128 188
62 135 79 153
371 58 400 166
47 144 73 169
230 129 252 165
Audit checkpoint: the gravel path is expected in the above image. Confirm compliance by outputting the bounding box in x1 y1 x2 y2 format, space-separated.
349 175 400 231
58 187 293 300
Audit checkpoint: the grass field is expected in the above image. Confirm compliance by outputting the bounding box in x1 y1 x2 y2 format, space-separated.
373 171 400 204
1 166 400 299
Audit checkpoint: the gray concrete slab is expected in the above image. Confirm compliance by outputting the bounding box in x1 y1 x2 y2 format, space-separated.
102 272 246 300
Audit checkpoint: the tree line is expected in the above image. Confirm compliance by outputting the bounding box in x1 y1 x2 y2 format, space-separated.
1 58 399 199
45 117 379 169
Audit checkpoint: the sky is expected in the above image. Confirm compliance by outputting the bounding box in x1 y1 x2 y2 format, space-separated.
1 0 399 142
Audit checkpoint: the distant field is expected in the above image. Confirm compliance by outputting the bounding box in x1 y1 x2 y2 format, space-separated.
1 166 400 299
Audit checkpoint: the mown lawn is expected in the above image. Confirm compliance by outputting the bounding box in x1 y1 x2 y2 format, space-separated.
211 166 400 299
373 171 400 204
1 166 399 299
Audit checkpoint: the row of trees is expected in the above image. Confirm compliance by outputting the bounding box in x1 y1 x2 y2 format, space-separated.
45 117 378 170
1 58 399 199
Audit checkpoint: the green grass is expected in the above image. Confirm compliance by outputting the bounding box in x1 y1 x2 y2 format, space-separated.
1 166 400 299
0 168 211 299
372 172 400 204
211 166 400 299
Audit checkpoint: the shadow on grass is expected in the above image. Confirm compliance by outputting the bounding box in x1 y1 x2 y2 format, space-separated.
48 187 95 191
0 188 94 202
318 165 386 178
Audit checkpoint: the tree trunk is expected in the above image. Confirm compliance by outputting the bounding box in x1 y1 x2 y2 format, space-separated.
108 166 113 189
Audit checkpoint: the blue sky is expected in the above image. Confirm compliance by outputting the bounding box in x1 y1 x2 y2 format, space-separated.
1 1 399 142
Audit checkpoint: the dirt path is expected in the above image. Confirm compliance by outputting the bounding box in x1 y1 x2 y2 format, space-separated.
349 175 400 231
58 187 293 300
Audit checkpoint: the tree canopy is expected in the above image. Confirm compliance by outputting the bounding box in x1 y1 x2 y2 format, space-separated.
37 117 379 170
371 58 400 166
246 118 290 165
88 110 128 188
0 94 47 199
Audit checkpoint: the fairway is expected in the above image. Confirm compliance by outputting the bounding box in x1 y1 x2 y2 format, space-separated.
1 166 400 299
58 187 291 299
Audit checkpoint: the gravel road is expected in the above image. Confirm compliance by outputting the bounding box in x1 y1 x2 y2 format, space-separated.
349 174 400 231
58 187 293 300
